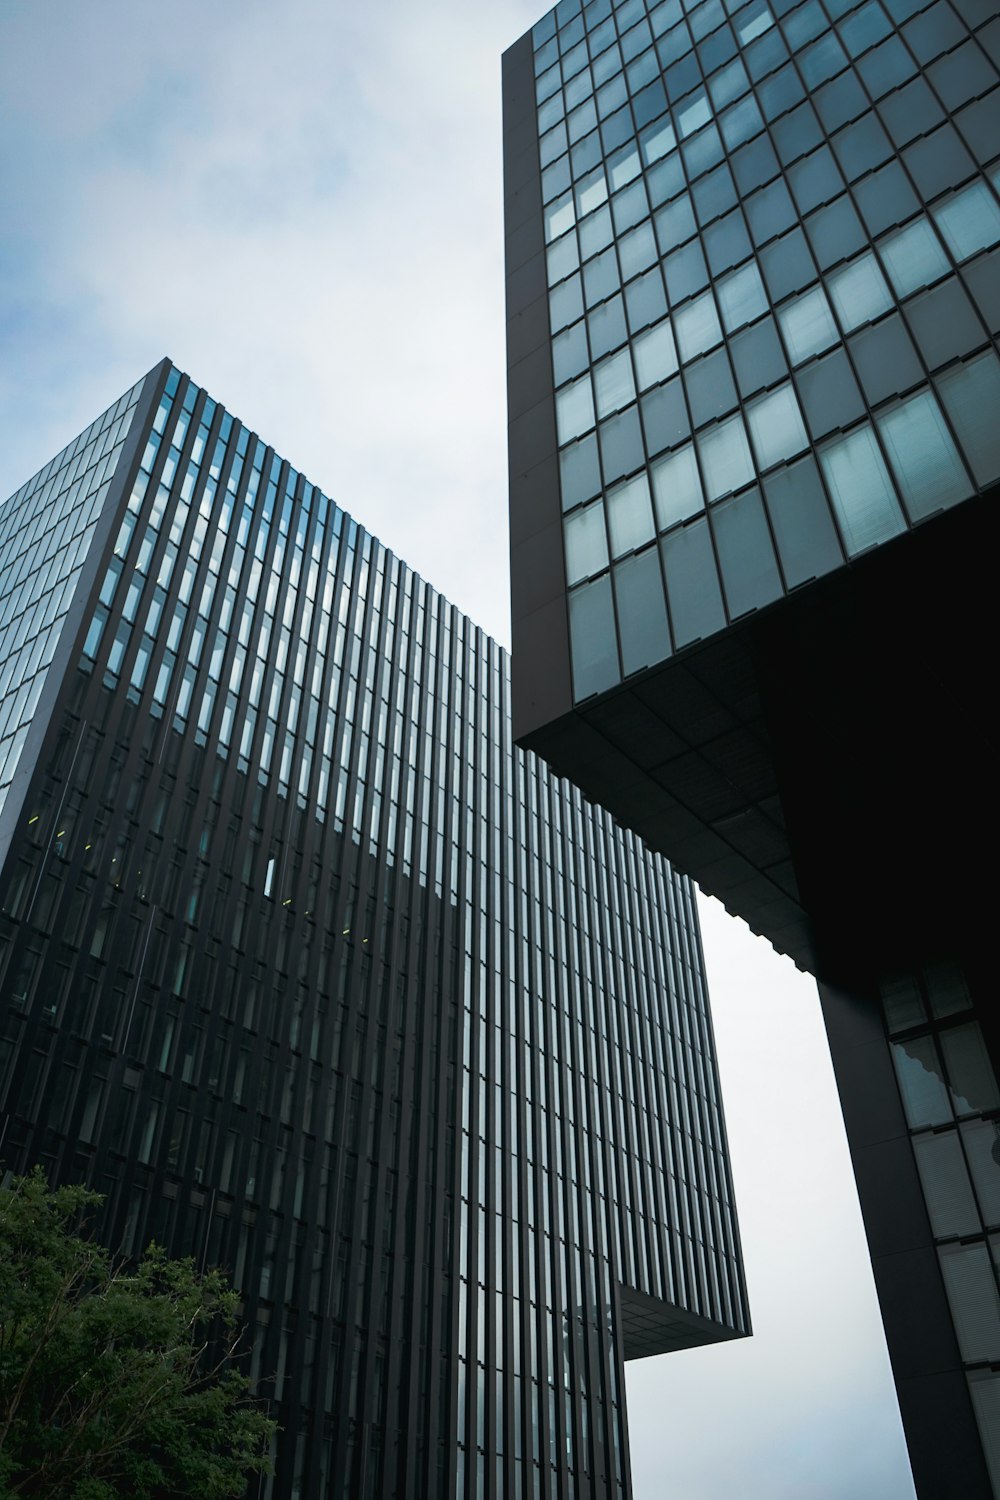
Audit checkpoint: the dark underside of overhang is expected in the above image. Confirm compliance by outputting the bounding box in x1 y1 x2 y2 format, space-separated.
519 491 995 984
618 1282 747 1361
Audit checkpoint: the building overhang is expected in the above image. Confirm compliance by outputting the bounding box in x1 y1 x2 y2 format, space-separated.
517 492 995 982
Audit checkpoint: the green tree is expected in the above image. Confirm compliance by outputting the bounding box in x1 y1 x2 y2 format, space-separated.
0 1168 275 1499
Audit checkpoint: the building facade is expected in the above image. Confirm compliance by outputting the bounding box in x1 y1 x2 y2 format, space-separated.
502 0 999 1495
0 358 748 1499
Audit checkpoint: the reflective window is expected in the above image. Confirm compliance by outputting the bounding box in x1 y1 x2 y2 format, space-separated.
556 374 596 443
568 575 620 696
545 193 576 243
626 267 669 332
553 321 590 386
633 319 679 389
564 502 609 584
656 194 698 250
736 0 775 46
704 208 753 273
876 389 971 522
642 377 691 455
891 1034 953 1128
599 404 645 481
938 1242 1000 1364
619 221 659 279
933 181 1000 262
614 548 672 673
560 435 603 510
746 383 809 469
607 474 656 556
651 443 705 530
674 291 724 360
584 246 620 306
879 217 950 296
709 55 751 110
712 487 783 616
588 294 628 357
764 456 844 585
937 351 1000 488
827 251 893 329
594 348 636 417
550 274 585 332
661 518 727 646
912 1132 980 1238
939 1024 1000 1116
716 261 768 331
698 413 755 498
548 230 580 286
778 285 839 362
818 424 906 553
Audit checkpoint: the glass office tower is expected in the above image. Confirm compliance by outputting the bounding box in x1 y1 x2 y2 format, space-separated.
503 0 999 1495
0 358 748 1500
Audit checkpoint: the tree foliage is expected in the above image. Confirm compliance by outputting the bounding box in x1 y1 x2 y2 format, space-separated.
0 1169 275 1499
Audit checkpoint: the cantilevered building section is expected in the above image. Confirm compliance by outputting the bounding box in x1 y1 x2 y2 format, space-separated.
0 359 747 1500
503 0 1000 1494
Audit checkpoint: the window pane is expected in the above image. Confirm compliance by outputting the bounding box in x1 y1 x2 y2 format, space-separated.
891 1034 952 1128
599 404 644 482
778 285 839 362
674 290 723 360
576 165 609 217
698 413 754 499
619 221 658 280
548 230 580 287
913 1131 981 1238
940 1024 1000 1116
560 434 602 510
746 383 809 470
588 294 628 358
553 321 590 386
627 266 669 332
938 1242 1000 1363
607 473 655 557
569 576 620 699
556 373 596 443
651 444 705 530
933 182 1000 262
925 960 971 1019
876 389 971 522
661 517 727 648
937 351 1000 488
961 1120 1000 1227
968 1372 1000 1497
712 487 783 617
545 191 576 243
564 501 609 585
614 548 672 674
737 0 775 45
763 456 843 586
656 193 697 249
677 90 712 137
551 274 585 332
594 348 636 417
818 425 906 554
880 218 949 297
584 245 620 306
633 319 679 389
827 251 893 329
881 975 926 1034
717 260 768 332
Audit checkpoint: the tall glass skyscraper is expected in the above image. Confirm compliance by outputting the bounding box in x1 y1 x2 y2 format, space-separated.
0 358 748 1499
503 0 999 1494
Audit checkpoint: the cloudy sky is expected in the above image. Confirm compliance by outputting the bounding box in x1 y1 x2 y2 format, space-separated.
1 2 915 1494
